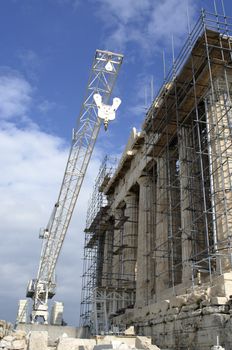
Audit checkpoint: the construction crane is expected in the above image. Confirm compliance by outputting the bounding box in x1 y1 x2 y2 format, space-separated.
25 49 123 323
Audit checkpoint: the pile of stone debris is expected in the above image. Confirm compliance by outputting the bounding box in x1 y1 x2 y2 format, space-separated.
0 325 161 350
0 329 27 350
0 320 12 340
0 321 225 350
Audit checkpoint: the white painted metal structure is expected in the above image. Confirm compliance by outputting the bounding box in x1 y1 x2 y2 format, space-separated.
91 288 134 335
26 49 123 323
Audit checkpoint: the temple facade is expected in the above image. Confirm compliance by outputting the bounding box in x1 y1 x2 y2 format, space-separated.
81 10 232 350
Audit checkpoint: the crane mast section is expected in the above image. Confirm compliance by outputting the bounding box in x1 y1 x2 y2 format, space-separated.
38 50 123 285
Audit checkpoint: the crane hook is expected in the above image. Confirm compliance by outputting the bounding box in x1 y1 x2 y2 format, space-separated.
104 119 109 131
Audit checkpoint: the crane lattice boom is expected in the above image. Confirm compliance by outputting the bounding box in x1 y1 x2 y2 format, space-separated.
26 49 123 323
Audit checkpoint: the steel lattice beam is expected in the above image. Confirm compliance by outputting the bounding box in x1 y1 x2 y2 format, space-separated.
26 49 123 322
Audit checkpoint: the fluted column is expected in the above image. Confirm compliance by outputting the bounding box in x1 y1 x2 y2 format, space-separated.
123 193 138 288
112 208 123 288
206 81 232 272
109 208 124 315
155 157 169 297
136 175 153 307
102 227 114 287
179 126 194 284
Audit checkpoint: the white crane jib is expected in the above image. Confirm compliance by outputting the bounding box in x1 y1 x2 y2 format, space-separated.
26 49 123 323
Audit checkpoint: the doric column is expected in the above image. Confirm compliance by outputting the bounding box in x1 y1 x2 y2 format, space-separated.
109 207 125 314
136 175 153 307
102 227 114 287
155 157 169 297
123 193 138 288
206 78 232 272
112 208 123 288
179 126 194 284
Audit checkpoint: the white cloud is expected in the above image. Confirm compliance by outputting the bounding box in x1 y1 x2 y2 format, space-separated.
0 73 32 120
0 70 102 325
0 122 68 322
18 50 39 68
18 49 41 81
123 73 157 131
148 0 196 45
96 0 151 24
38 99 56 114
94 0 198 53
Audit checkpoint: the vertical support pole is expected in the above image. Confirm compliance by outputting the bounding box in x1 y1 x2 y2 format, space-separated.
136 175 153 306
123 193 138 288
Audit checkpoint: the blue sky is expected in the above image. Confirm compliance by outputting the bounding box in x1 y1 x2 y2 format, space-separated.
0 0 232 326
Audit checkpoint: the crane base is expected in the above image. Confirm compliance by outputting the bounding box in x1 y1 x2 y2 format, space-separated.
31 310 48 324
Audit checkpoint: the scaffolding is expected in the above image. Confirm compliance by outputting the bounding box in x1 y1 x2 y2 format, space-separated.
80 156 136 334
141 6 232 304
81 3 232 334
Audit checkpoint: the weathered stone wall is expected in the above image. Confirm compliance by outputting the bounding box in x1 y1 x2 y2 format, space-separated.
96 31 232 349
111 278 232 349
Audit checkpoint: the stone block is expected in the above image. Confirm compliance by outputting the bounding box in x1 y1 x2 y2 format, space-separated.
196 329 220 347
159 300 169 315
135 336 160 350
186 291 208 304
176 311 190 320
201 300 211 307
142 306 151 318
192 309 202 317
224 317 232 347
149 303 160 316
200 313 229 331
152 315 163 325
117 343 130 350
163 330 175 349
124 309 134 320
178 330 196 349
111 340 123 349
57 338 96 350
169 296 187 308
167 307 179 315
0 339 11 348
13 330 27 340
151 323 164 338
93 341 113 350
224 283 232 298
124 326 135 335
135 337 151 347
133 308 142 322
211 297 228 305
164 321 174 334
174 319 184 332
202 306 228 315
209 273 232 298
12 339 26 349
94 344 113 350
0 321 6 339
28 331 48 350
2 335 14 342
164 314 177 323
152 325 164 349
181 303 199 312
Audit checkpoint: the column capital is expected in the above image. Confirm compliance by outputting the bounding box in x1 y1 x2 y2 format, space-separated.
113 207 123 220
124 192 137 204
137 175 152 186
